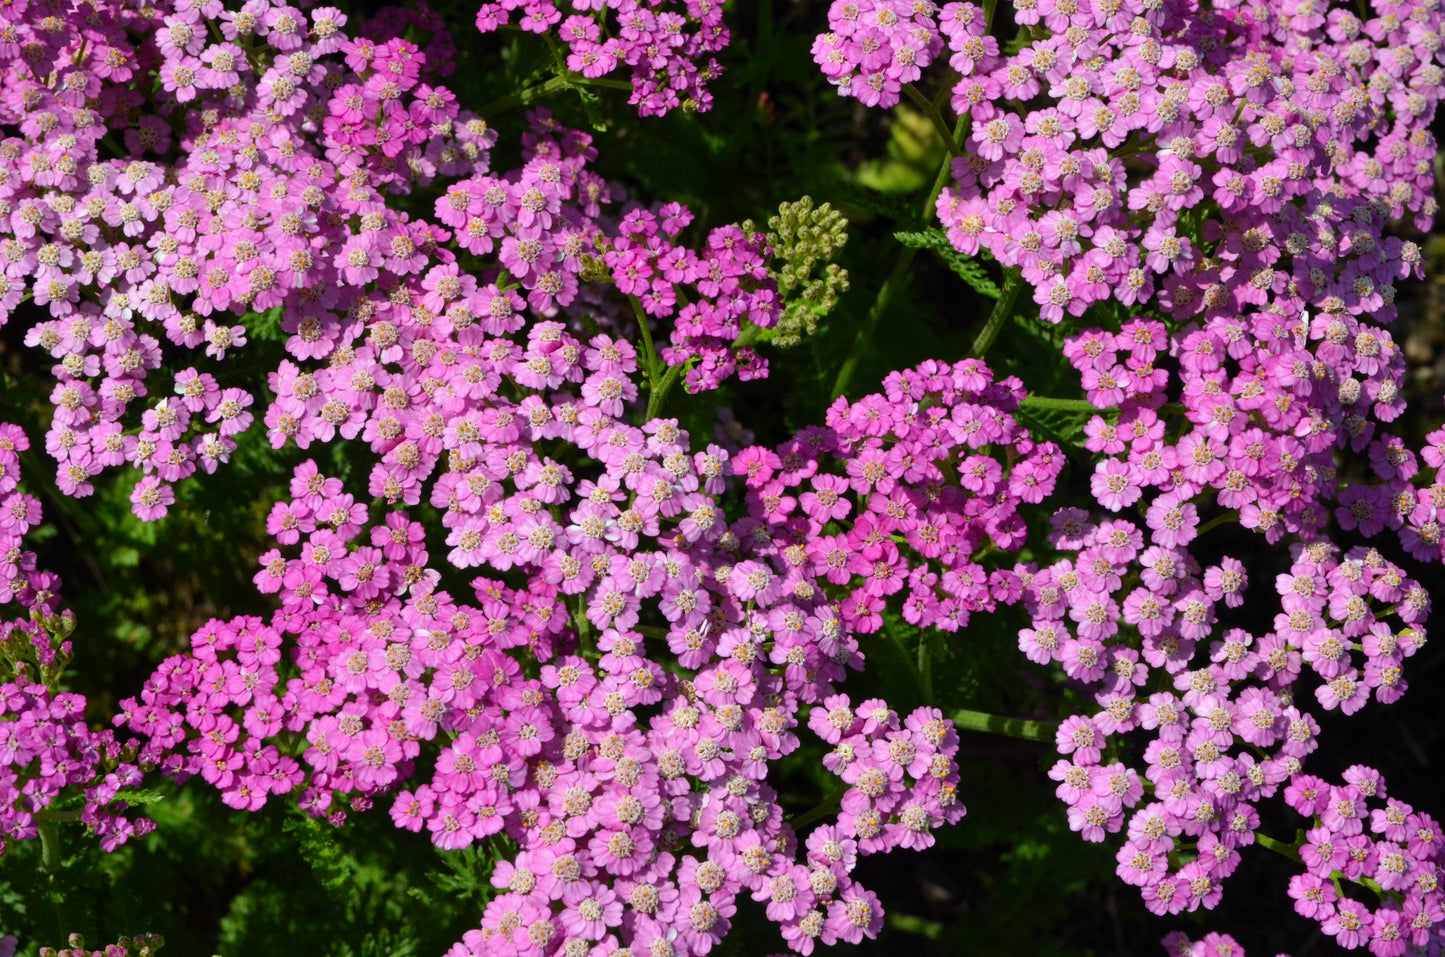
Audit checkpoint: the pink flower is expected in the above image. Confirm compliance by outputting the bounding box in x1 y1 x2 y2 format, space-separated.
129 476 174 520
1323 899 1373 949
825 884 882 944
1056 715 1103 765
1091 459 1141 511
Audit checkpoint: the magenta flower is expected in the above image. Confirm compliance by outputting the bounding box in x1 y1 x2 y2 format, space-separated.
129 476 174 521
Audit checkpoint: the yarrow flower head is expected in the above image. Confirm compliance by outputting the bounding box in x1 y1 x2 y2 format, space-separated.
815 0 1442 334
475 0 729 116
1018 509 1431 923
116 355 1049 955
0 426 153 854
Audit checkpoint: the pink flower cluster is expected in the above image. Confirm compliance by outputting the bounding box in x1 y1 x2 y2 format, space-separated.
1161 931 1279 957
118 356 1048 955
1060 278 1445 582
1064 308 1413 548
0 425 47 611
0 0 759 524
114 466 944 955
1285 768 1443 955
0 425 153 854
5 0 1440 953
734 358 1064 638
260 131 782 522
0 672 151 855
611 211 776 392
808 697 966 855
474 0 728 116
29 932 166 957
1018 508 1431 922
811 0 946 107
0 0 491 515
949 0 1440 323
816 0 1441 329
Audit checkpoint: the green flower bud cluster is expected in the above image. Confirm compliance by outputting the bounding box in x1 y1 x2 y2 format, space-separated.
746 196 849 348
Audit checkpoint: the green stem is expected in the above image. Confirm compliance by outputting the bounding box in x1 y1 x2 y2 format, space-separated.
1019 395 1106 414
1195 509 1240 537
950 708 1057 742
629 294 661 385
35 809 84 823
831 117 967 400
830 248 913 399
888 913 945 939
631 294 689 420
1255 831 1301 862
968 267 1023 358
39 818 61 871
902 83 960 157
786 782 848 831
733 322 765 349
884 618 930 705
720 0 772 169
645 363 684 421
577 76 634 91
572 595 594 656
1355 874 1399 901
479 72 632 116
918 634 934 706
1256 832 1401 902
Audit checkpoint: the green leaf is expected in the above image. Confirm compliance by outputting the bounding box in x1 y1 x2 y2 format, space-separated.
284 812 354 899
1016 404 1093 457
891 228 950 250
424 839 513 905
940 252 1001 299
249 305 286 343
1010 309 1069 350
892 228 1001 298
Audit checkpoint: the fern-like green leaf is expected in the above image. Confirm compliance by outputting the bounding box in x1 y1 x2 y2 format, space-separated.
893 228 1001 298
284 812 353 898
891 228 950 250
940 252 1001 299
249 305 286 343
1016 406 1091 459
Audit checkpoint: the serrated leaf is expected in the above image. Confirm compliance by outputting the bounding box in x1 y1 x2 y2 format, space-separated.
1011 309 1068 349
892 228 1002 298
892 228 951 251
284 812 353 899
570 82 610 133
1016 407 1088 457
940 252 1001 299
249 305 285 343
426 838 513 907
